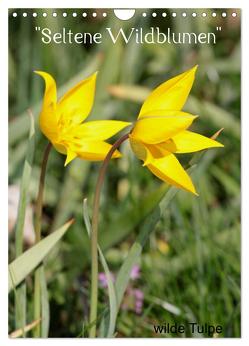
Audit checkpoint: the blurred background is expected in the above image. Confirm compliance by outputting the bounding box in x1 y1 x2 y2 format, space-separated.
8 9 240 337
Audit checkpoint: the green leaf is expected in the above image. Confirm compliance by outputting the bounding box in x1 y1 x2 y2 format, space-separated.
115 186 176 309
210 165 240 196
15 110 35 256
64 184 169 277
14 284 26 336
51 160 90 231
14 110 35 332
9 220 73 292
99 184 168 250
83 199 117 337
101 167 196 330
40 266 50 337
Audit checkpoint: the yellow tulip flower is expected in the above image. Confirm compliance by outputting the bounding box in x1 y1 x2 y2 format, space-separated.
129 66 223 195
35 71 131 166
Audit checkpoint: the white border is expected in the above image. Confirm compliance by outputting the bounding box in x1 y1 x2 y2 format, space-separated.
1 0 248 345
0 0 246 8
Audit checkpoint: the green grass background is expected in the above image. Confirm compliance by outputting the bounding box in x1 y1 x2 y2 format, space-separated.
8 9 240 337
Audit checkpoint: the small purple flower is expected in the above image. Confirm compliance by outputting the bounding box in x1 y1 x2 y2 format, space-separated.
134 289 144 314
130 264 141 280
99 267 144 315
98 272 115 288
134 289 144 300
121 288 144 315
135 301 143 314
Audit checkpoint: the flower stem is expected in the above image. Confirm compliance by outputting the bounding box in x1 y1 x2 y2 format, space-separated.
33 142 52 338
89 133 129 338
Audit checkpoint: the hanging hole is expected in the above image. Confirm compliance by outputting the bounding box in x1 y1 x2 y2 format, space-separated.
114 9 135 20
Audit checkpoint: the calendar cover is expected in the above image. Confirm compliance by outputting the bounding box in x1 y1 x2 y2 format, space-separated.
8 8 241 338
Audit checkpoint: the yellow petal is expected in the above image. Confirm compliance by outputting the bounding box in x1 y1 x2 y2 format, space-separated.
74 120 131 140
138 66 198 117
34 71 57 107
53 142 67 155
58 72 97 125
172 130 224 153
129 136 147 161
131 111 197 144
35 71 58 142
129 139 197 194
146 150 198 195
64 148 77 166
76 141 121 161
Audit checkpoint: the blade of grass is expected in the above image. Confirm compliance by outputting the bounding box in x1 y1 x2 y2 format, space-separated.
64 184 169 274
99 184 168 250
51 159 90 231
9 219 73 292
14 110 35 255
40 265 50 337
9 268 26 338
14 110 35 332
210 165 240 196
83 199 118 337
99 186 177 334
100 141 217 330
33 142 52 338
115 185 177 309
9 318 41 338
161 226 240 279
